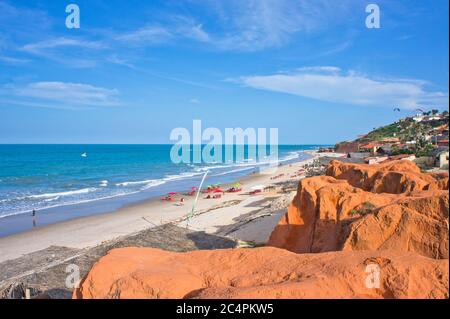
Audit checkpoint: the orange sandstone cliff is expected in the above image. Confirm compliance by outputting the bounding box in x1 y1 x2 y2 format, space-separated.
74 160 449 299
325 160 448 193
74 247 448 299
268 160 449 258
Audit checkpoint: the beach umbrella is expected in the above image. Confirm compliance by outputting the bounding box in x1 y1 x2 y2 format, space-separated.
214 188 223 193
234 182 241 188
168 192 177 195
191 187 198 190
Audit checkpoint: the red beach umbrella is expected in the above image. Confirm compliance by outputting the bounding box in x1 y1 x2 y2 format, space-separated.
214 188 223 193
168 192 177 195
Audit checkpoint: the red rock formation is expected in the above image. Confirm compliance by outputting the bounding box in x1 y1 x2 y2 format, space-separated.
74 160 449 299
74 247 448 299
268 161 449 258
334 141 360 154
429 172 449 190
325 160 447 193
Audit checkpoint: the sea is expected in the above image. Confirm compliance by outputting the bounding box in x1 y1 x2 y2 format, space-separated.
0 144 325 237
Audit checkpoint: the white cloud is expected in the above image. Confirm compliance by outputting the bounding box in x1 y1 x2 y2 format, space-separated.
238 67 449 109
184 24 210 42
296 66 341 73
115 26 173 44
115 18 210 47
0 55 30 64
106 55 136 68
4 82 119 109
18 37 106 68
22 37 105 54
0 1 51 35
112 0 354 52
198 0 354 51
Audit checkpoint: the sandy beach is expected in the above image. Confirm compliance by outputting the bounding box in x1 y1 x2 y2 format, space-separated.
0 151 343 265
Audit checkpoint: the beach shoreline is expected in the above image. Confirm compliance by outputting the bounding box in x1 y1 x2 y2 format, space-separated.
0 146 319 237
0 151 343 264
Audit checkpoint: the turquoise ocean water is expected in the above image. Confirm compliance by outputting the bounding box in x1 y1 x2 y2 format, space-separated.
0 144 326 236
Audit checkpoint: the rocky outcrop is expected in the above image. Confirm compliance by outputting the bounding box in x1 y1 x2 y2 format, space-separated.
74 160 449 299
74 247 448 299
429 172 449 190
268 161 449 258
325 160 447 193
334 141 360 154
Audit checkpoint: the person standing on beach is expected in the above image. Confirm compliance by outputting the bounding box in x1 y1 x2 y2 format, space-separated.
32 209 36 228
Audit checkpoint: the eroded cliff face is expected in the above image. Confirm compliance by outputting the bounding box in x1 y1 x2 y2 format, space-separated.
268 160 449 258
74 160 449 299
74 247 448 299
325 160 448 193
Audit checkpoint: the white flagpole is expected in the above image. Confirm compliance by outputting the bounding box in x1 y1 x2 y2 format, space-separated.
186 170 209 227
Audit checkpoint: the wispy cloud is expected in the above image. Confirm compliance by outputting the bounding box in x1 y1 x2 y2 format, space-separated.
115 26 173 45
317 40 352 57
237 67 449 109
0 55 30 65
3 81 120 109
0 1 52 35
106 55 136 68
198 0 355 51
21 38 105 54
200 0 310 51
18 37 105 68
114 15 210 47
111 0 355 52
2 0 356 71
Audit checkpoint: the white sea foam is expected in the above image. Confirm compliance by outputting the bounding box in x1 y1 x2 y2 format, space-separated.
163 172 203 181
0 191 143 219
141 180 166 190
44 196 60 202
27 187 97 199
115 180 155 187
0 150 309 220
212 166 255 176
116 171 204 190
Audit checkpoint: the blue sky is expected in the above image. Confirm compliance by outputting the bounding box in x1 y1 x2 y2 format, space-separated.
0 0 448 144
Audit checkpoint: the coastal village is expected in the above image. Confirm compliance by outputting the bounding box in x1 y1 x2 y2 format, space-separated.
328 110 449 170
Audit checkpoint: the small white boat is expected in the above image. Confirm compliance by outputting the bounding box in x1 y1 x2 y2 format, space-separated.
81 152 87 158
